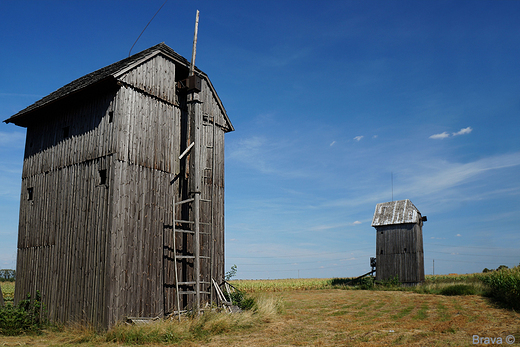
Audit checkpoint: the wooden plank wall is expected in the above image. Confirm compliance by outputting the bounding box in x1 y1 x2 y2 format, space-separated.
22 92 117 179
113 86 178 173
15 54 228 329
16 156 110 327
105 159 174 326
118 54 176 105
108 62 227 322
375 223 425 284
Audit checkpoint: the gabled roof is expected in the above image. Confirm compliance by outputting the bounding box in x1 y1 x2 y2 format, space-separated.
371 199 422 227
4 43 234 131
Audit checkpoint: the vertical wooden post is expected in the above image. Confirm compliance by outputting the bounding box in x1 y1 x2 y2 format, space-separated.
188 92 202 312
189 10 200 77
192 9 201 314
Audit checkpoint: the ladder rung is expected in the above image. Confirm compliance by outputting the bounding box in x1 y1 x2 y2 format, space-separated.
175 198 194 206
200 199 211 202
175 255 210 259
175 229 194 234
177 281 211 286
176 291 211 295
176 255 195 259
174 230 211 235
175 220 194 224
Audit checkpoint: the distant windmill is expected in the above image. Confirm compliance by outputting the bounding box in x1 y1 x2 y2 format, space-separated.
371 199 427 285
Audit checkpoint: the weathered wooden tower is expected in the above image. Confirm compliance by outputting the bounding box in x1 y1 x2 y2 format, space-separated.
4 43 234 328
371 199 426 285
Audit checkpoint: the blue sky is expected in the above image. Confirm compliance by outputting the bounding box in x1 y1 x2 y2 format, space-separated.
1 1 519 279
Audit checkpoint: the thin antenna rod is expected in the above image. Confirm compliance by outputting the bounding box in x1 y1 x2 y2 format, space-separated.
189 10 200 76
128 0 169 57
391 172 393 202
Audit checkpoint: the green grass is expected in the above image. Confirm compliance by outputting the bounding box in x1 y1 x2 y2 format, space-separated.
436 303 450 322
230 278 342 292
1 281 15 302
480 265 520 310
413 304 428 320
1 284 518 346
104 295 282 345
392 304 415 320
438 284 479 296
231 274 490 296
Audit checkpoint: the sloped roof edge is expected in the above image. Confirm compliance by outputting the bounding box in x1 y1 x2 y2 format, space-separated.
371 199 422 227
4 43 234 131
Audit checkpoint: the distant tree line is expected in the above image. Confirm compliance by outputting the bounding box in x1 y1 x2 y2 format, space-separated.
0 269 15 281
482 265 509 273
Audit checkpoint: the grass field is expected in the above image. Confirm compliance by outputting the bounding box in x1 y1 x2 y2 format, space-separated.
1 276 520 346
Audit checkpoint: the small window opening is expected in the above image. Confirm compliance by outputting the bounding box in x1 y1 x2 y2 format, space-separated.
380 231 383 235
404 247 407 252
99 169 107 185
63 126 70 139
380 250 384 255
108 111 114 123
27 187 33 201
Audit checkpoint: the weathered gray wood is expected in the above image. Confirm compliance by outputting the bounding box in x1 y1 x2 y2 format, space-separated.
373 200 425 285
12 45 231 329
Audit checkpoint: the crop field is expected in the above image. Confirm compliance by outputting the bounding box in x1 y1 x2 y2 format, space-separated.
1 274 519 346
0 281 15 302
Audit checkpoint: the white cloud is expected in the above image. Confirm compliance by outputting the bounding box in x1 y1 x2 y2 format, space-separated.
352 221 362 225
330 141 336 146
400 152 520 201
429 132 449 139
372 135 378 139
456 234 461 237
453 127 473 136
430 127 472 139
354 136 363 141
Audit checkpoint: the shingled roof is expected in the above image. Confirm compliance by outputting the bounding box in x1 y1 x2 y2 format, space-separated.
4 43 232 130
371 199 422 227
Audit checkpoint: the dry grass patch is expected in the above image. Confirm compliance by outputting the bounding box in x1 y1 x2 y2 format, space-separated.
1 287 519 346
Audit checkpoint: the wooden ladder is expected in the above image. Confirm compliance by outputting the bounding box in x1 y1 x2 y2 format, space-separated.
172 97 216 320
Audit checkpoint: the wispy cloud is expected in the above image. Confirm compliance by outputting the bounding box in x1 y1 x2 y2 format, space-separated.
453 127 472 136
322 151 520 212
330 141 336 146
398 152 520 200
354 136 363 141
430 127 472 139
227 136 309 178
429 131 450 139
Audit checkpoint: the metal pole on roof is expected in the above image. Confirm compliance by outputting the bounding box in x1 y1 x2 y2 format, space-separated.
189 10 200 77
391 172 393 202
